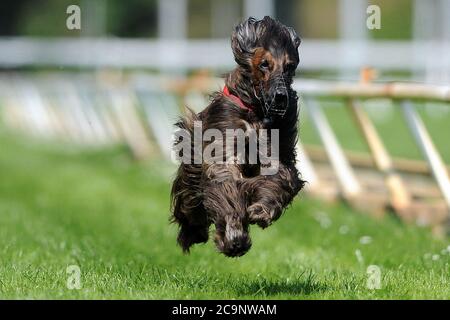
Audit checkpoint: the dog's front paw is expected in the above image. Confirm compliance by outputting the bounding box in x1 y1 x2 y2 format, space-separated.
247 202 284 228
247 203 273 228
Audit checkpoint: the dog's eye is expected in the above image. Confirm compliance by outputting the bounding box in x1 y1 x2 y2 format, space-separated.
259 60 269 71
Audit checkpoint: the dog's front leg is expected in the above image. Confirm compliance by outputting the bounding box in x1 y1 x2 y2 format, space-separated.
202 163 251 257
242 163 304 228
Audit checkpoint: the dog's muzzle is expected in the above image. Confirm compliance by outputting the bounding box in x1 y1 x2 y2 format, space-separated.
259 76 289 123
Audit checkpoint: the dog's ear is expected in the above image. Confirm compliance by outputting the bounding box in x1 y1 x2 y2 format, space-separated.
231 17 262 66
286 26 301 49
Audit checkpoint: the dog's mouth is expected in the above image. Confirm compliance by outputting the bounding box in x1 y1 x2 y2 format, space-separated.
258 77 290 120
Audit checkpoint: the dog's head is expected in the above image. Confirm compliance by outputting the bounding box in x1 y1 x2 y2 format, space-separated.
231 16 301 121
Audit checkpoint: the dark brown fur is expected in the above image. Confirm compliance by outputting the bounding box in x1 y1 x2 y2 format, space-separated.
171 16 305 257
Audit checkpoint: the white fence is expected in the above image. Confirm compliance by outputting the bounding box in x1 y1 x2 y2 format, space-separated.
0 38 449 80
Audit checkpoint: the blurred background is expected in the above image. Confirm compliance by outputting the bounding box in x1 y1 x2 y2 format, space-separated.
0 0 449 81
0 0 449 299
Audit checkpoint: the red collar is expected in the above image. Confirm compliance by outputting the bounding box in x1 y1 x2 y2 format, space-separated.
223 86 254 112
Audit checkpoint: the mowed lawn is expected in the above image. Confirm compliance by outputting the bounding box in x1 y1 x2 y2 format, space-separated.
0 131 449 299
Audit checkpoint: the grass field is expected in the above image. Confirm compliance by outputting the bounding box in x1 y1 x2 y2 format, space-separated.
0 130 449 299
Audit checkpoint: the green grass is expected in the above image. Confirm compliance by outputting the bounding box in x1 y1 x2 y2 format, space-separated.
0 131 449 299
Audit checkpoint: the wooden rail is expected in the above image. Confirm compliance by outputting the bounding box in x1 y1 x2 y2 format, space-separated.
294 81 450 103
296 80 450 231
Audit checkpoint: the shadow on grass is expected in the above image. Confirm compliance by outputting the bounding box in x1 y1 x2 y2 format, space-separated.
234 270 327 297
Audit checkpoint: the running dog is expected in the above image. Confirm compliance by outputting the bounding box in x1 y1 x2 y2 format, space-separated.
171 16 304 257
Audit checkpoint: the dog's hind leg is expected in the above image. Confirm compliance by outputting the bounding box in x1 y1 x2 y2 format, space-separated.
171 163 210 253
176 214 209 253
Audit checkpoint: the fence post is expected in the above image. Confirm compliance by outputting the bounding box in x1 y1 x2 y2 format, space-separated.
348 99 412 218
305 97 361 199
401 99 450 214
108 88 154 160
